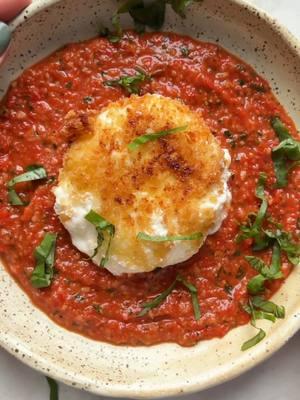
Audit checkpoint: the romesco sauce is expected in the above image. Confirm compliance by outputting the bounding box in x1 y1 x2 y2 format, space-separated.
0 31 299 346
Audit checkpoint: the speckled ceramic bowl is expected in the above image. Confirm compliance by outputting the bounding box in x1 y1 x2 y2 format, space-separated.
0 0 299 398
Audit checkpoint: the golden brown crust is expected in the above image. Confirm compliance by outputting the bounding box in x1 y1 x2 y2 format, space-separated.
56 94 227 271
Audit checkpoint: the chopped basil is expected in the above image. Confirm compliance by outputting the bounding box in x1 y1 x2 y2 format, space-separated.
237 172 268 250
138 279 177 316
251 296 285 319
46 377 59 400
264 229 300 266
7 165 47 206
129 0 166 30
128 125 188 151
241 329 266 351
169 0 196 17
177 275 201 320
238 171 299 262
241 296 285 351
137 231 202 242
247 274 267 295
246 242 283 294
139 275 201 319
114 0 200 33
104 68 151 95
271 117 292 141
31 233 57 289
85 210 115 267
271 117 300 188
109 13 123 43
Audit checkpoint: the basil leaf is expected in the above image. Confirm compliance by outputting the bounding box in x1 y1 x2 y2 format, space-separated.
251 310 276 323
267 241 282 276
118 0 143 13
104 68 150 95
138 279 177 316
138 274 201 320
46 377 59 400
271 154 288 188
244 303 276 323
128 125 188 151
31 233 57 289
241 328 266 351
273 138 300 161
85 210 115 267
271 117 292 141
245 256 267 274
271 117 300 188
265 229 300 267
251 296 285 319
177 275 201 320
168 0 194 17
129 1 166 30
7 165 47 206
137 231 202 242
247 274 267 295
237 172 268 249
108 13 123 43
116 0 199 32
246 243 283 294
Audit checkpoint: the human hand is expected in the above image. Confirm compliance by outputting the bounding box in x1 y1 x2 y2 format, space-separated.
0 0 32 63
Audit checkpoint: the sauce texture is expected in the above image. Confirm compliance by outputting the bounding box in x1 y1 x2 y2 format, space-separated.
0 31 299 346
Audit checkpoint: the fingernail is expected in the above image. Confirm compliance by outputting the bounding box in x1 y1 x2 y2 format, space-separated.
0 22 11 53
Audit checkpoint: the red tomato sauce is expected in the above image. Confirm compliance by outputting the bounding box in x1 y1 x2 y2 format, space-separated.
0 31 299 346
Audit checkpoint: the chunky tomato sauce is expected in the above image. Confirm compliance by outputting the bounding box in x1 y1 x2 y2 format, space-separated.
0 31 299 346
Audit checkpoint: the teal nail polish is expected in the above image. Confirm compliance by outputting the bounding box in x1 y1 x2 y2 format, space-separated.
0 22 11 54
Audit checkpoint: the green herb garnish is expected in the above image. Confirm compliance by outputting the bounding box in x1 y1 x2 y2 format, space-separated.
251 296 285 319
241 296 285 351
138 274 201 320
263 229 300 266
85 210 115 267
241 329 266 351
114 0 200 33
104 68 151 95
177 275 201 320
246 242 283 295
237 171 300 262
138 279 177 317
271 117 300 188
137 231 202 242
46 377 59 400
31 233 57 289
128 125 188 151
7 165 47 206
109 13 123 42
237 172 268 250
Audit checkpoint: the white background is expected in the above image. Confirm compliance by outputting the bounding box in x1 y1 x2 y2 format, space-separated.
1 0 300 399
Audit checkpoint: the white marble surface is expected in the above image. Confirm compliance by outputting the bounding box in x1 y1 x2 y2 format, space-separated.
1 1 300 399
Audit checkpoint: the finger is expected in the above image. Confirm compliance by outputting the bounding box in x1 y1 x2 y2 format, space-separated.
0 21 10 53
0 0 31 22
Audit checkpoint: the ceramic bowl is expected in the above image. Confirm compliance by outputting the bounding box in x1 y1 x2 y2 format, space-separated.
0 0 299 398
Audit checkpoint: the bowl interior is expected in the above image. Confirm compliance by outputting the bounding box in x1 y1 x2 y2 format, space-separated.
0 0 299 398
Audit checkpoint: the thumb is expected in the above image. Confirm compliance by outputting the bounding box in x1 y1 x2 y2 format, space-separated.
0 21 10 54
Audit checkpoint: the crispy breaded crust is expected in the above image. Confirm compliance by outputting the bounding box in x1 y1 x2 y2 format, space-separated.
57 94 228 272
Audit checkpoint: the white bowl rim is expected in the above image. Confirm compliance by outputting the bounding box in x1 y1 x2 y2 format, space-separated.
1 0 300 398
